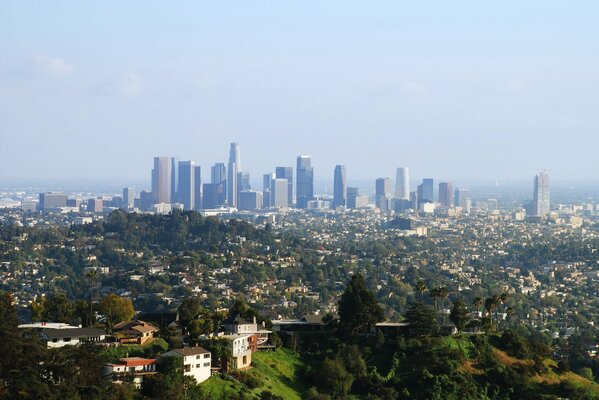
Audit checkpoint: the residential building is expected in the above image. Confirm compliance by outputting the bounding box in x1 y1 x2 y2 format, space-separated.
161 347 212 384
41 327 106 348
104 357 156 388
113 320 159 345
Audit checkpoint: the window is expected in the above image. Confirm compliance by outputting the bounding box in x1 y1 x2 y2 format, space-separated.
52 338 58 343
243 355 247 365
203 362 210 367
203 354 210 359
184 364 191 372
196 364 201 368
64 337 71 342
196 355 201 359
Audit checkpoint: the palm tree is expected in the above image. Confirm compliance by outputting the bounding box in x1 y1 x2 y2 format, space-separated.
416 280 427 302
438 286 449 324
430 287 441 312
86 269 98 327
473 296 483 332
484 295 501 332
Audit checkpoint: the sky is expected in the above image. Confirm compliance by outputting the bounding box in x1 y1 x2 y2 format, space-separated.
1 1 598 185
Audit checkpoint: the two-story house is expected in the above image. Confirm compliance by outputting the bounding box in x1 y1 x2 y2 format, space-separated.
223 334 252 371
222 315 271 347
104 357 156 387
113 320 159 345
160 347 212 384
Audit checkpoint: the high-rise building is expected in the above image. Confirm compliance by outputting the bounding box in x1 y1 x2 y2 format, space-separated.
151 157 172 204
438 182 454 207
140 191 153 211
533 172 550 217
421 178 434 203
227 143 241 207
238 190 263 211
171 157 179 203
275 167 293 206
211 163 226 184
177 161 195 211
296 156 314 209
347 187 369 209
395 167 410 200
333 165 347 209
263 173 273 208
194 166 202 211
87 198 103 213
202 183 226 209
39 192 68 211
375 178 392 211
122 187 135 209
271 178 289 208
455 188 471 212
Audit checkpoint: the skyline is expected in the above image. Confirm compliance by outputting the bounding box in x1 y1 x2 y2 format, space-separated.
2 2 599 181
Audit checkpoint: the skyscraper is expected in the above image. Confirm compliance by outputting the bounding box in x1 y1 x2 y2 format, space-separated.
151 157 172 204
533 172 550 217
202 183 226 209
263 173 273 208
275 167 293 206
177 161 195 211
227 143 241 207
333 165 347 209
122 187 135 209
296 156 314 209
375 178 392 211
211 163 226 184
271 178 289 208
395 167 410 200
171 157 179 204
194 166 202 211
438 182 454 207
238 190 263 211
455 187 471 212
421 178 434 203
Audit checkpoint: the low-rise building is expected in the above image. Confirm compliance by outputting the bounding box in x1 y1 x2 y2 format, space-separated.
160 347 212 384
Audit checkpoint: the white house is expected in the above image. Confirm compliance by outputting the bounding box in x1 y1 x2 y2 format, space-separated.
41 327 106 348
224 334 252 371
160 347 212 384
104 357 156 387
222 315 271 346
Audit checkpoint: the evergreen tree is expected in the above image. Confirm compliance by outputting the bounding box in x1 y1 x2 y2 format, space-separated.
338 274 384 335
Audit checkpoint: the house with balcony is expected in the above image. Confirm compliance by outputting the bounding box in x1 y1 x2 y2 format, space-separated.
113 320 159 345
222 314 271 347
223 334 252 371
160 347 212 384
104 357 156 387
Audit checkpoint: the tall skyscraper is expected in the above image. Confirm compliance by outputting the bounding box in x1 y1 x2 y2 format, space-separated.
533 172 550 217
333 165 347 209
194 166 202 211
171 157 179 203
263 173 273 208
375 178 392 211
122 187 135 210
227 143 241 207
177 161 195 211
202 183 226 209
455 187 471 212
275 167 293 206
421 178 434 203
151 157 172 204
271 178 289 208
211 163 226 184
140 190 153 211
238 190 263 211
395 167 410 200
296 156 314 209
438 182 454 207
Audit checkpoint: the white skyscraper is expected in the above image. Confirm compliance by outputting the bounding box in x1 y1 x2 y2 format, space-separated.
227 142 241 207
533 172 550 217
395 167 410 200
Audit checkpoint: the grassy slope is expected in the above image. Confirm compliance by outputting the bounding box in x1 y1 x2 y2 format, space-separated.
200 348 308 400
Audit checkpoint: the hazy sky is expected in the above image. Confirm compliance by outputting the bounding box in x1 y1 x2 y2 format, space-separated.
1 1 598 184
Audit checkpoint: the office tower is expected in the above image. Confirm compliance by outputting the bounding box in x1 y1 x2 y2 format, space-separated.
194 166 202 211
275 167 294 206
263 173 273 208
347 187 369 209
171 157 179 203
202 183 226 209
110 196 123 208
438 182 454 207
375 178 392 211
123 187 135 209
455 188 471 212
177 161 195 211
211 163 226 184
410 191 419 210
333 165 347 209
66 198 81 208
533 172 550 217
140 191 153 211
239 190 263 211
395 167 410 200
227 142 241 207
240 172 250 191
296 156 314 209
271 178 289 208
151 157 172 204
421 178 434 203
39 192 68 211
88 198 103 213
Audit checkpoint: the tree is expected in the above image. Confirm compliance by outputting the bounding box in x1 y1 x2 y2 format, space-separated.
30 291 75 323
405 302 438 337
416 280 427 301
449 297 471 334
315 358 354 398
338 274 384 336
484 295 500 332
100 293 135 332
473 296 483 332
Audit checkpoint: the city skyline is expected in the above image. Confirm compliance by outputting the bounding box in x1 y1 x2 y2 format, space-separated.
2 2 599 182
